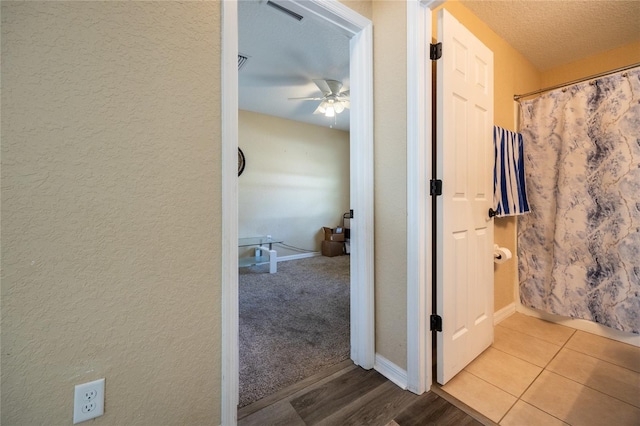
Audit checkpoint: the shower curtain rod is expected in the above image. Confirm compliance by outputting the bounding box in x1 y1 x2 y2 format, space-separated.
514 62 640 101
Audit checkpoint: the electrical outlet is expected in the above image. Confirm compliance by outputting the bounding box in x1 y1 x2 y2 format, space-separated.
73 378 105 424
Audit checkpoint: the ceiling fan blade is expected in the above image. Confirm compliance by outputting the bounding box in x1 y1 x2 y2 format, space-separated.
313 79 331 95
338 90 349 98
288 97 324 101
326 80 343 95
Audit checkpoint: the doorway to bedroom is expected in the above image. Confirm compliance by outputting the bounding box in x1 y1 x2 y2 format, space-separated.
235 0 372 410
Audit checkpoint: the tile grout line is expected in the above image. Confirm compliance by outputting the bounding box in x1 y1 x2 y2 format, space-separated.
463 366 528 425
543 332 640 410
542 366 640 409
496 328 577 424
562 333 640 374
493 323 569 365
488 344 552 369
497 320 576 346
500 400 568 426
450 368 517 425
461 367 521 399
557 345 640 378
541 369 640 411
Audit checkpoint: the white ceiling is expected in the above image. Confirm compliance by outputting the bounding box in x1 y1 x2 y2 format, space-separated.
239 0 640 132
239 0 351 131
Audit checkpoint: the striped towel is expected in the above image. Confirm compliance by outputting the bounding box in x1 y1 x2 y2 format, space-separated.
493 126 530 217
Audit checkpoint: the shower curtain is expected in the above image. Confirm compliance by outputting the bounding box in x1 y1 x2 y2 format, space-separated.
518 68 640 335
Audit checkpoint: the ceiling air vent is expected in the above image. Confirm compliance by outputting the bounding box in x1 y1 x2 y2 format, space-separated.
238 54 249 71
266 1 304 22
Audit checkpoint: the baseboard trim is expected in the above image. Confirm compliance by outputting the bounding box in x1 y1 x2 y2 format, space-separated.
516 304 640 347
494 303 516 325
374 353 408 390
277 252 321 262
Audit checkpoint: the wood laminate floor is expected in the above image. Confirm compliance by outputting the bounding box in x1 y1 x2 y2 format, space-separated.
238 360 489 426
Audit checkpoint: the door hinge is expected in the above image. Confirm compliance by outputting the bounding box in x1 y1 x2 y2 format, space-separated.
430 179 443 196
430 42 442 60
430 314 442 332
349 209 354 219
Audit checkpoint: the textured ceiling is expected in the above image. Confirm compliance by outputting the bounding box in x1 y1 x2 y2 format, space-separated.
239 1 640 132
459 0 640 71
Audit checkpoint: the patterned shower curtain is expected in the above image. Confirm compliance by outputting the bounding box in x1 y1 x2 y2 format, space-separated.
518 68 640 335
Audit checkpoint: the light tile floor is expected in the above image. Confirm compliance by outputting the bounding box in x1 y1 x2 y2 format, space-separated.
442 313 640 425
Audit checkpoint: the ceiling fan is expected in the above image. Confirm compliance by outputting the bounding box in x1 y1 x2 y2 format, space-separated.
289 79 350 117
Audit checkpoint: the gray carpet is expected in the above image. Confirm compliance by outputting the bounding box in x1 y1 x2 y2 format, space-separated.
239 255 350 408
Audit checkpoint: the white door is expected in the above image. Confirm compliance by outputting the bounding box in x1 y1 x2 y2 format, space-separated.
436 9 494 385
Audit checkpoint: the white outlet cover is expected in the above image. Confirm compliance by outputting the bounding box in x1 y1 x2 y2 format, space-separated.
73 378 105 424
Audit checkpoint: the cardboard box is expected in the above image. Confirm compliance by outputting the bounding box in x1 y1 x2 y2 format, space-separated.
321 240 344 257
328 233 345 242
323 226 345 242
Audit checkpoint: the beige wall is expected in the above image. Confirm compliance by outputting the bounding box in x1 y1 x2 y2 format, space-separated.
372 0 410 369
1 2 222 424
541 41 640 87
238 111 350 257
434 1 541 312
339 0 373 20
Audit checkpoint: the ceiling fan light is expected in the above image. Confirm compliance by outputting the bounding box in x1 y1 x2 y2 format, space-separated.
334 102 345 114
325 106 335 117
317 100 330 114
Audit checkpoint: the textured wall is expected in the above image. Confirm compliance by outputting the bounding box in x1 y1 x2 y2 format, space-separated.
1 2 222 424
372 0 409 370
541 41 640 87
339 0 373 20
238 110 350 257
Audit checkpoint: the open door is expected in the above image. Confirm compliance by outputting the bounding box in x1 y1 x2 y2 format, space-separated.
435 9 494 385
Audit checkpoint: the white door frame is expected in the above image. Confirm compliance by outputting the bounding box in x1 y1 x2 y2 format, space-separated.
221 1 374 424
405 0 444 395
